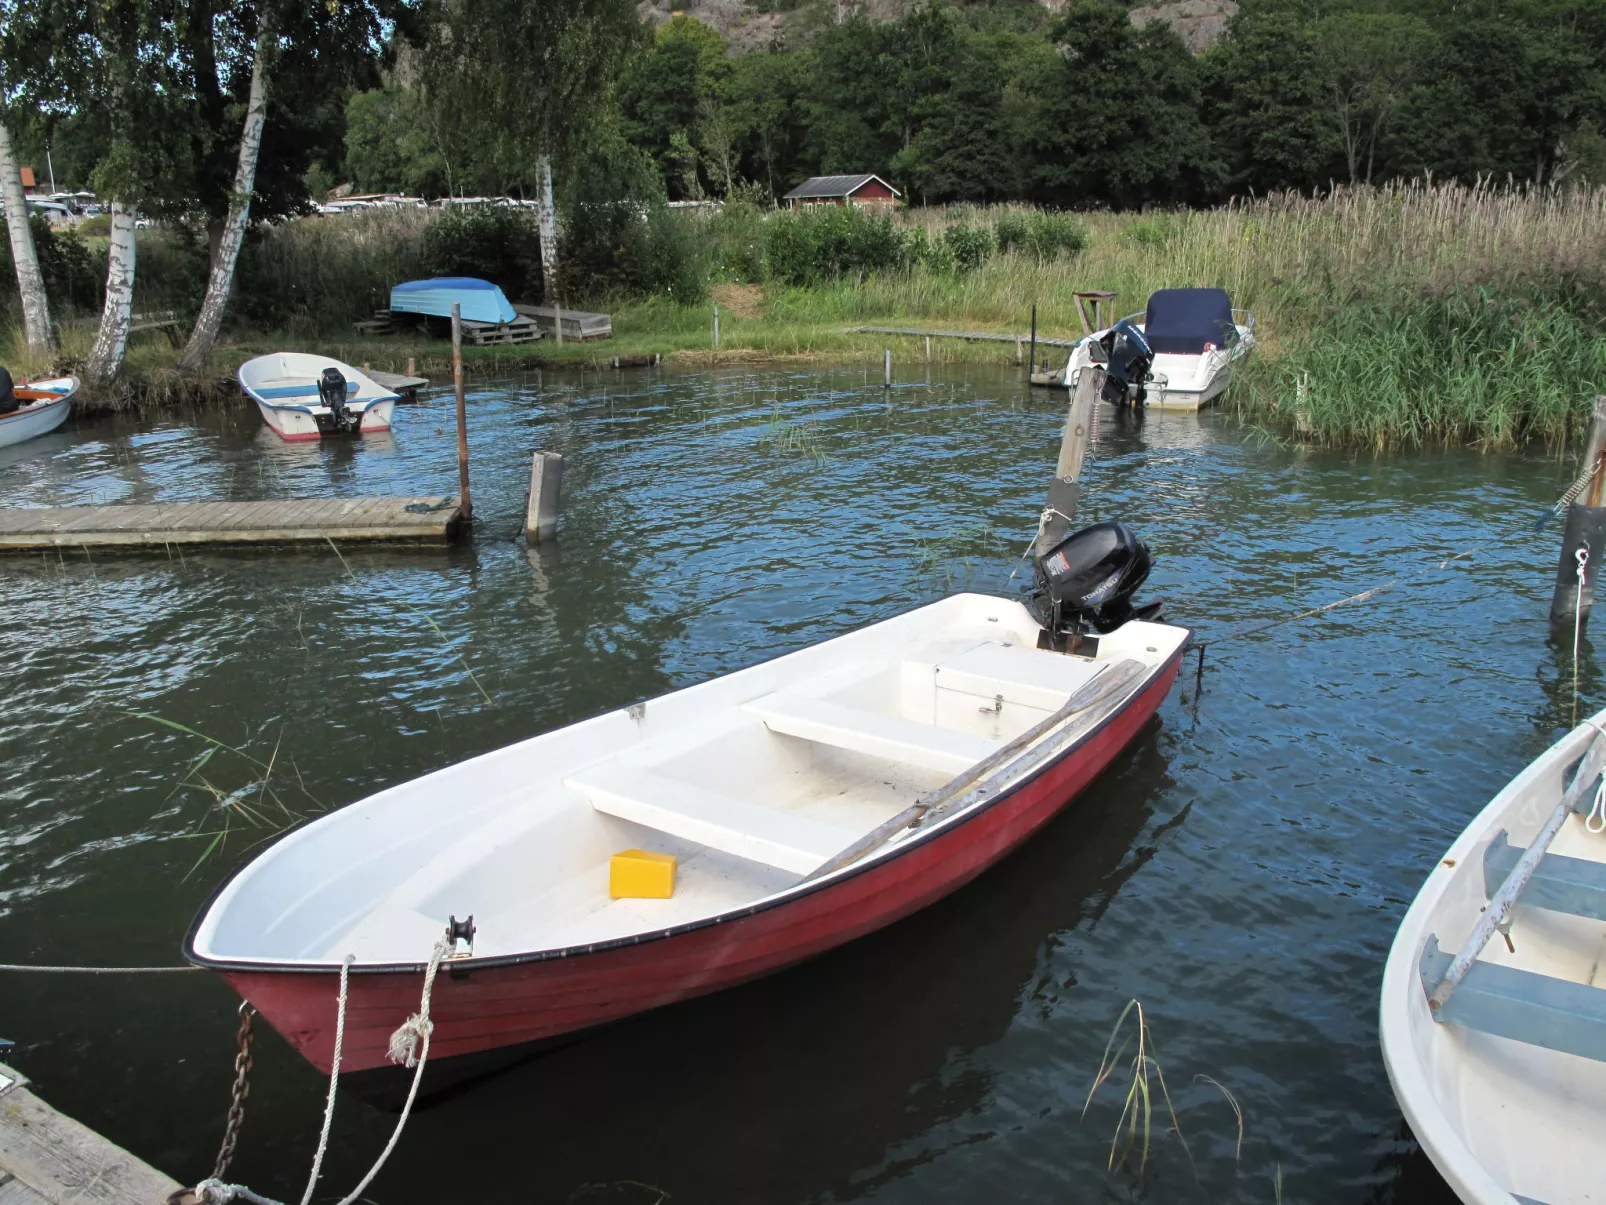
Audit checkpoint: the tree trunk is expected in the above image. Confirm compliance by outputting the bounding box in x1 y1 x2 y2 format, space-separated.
0 121 53 353
84 201 137 384
178 21 269 372
536 154 559 305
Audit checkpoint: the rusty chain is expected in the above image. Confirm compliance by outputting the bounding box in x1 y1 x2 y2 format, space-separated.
210 1001 257 1181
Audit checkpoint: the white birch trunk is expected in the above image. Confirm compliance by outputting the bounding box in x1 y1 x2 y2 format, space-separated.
536 154 559 305
84 202 137 384
178 25 269 372
0 121 53 352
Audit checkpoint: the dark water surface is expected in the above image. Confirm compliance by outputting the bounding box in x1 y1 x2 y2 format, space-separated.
0 363 1591 1204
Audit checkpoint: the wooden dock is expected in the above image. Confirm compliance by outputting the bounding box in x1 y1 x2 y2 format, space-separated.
514 304 612 342
367 369 429 403
0 496 463 552
0 1062 181 1204
848 325 1079 348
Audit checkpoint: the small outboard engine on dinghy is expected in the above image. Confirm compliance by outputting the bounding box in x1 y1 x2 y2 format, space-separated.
1031 520 1162 651
1099 320 1154 407
317 367 357 433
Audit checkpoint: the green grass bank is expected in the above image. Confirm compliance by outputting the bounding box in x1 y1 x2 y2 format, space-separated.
12 182 1606 448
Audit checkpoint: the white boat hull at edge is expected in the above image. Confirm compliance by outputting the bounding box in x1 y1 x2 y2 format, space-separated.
1381 711 1606 1205
0 377 77 449
252 395 395 441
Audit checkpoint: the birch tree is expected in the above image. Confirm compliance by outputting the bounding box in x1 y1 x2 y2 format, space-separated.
177 12 269 371
0 121 52 351
431 0 642 303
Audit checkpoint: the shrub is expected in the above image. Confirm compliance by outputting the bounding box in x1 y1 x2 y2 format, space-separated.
940 224 993 272
423 205 544 301
1122 215 1177 249
762 205 914 285
0 215 105 323
995 211 1086 261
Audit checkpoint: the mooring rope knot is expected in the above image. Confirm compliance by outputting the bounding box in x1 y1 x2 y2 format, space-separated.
386 1013 434 1068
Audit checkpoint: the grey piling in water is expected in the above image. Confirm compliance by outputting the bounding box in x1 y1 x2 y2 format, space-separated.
526 451 564 542
713 306 720 350
1029 304 1037 377
406 356 415 377
452 303 472 524
554 298 564 347
924 336 931 363
1551 395 1606 627
883 349 892 389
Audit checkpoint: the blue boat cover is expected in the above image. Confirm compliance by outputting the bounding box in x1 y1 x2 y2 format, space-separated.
1144 288 1234 356
390 277 517 325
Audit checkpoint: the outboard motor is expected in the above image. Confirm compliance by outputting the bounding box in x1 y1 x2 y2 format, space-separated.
1032 521 1161 650
317 367 356 433
0 367 17 415
1099 319 1153 407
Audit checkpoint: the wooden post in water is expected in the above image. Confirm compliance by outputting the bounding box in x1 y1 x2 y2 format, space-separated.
406 356 415 377
924 336 931 363
452 303 472 524
1028 304 1038 377
1036 364 1103 557
1551 395 1606 627
526 451 564 542
713 305 720 351
883 349 892 389
554 298 564 347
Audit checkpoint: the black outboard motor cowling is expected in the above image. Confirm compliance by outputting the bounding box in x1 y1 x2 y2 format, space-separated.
1032 520 1158 641
1099 319 1153 407
0 366 17 415
317 367 356 432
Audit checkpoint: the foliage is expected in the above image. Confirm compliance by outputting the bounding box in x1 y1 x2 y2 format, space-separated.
0 215 102 323
423 206 544 301
993 211 1087 261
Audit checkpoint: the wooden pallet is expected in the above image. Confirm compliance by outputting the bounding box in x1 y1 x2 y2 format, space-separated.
0 496 464 551
462 315 542 346
353 310 396 336
513 304 612 341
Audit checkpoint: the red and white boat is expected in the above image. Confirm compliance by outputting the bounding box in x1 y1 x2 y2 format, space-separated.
187 529 1185 1098
239 353 398 441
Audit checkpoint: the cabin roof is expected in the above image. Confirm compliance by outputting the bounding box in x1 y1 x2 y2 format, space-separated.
782 174 901 200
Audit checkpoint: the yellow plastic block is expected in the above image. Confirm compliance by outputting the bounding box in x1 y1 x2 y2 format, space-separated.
609 849 677 899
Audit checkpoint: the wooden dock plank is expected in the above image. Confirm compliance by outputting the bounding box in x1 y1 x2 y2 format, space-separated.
847 325 1078 347
0 1064 181 1205
0 497 462 552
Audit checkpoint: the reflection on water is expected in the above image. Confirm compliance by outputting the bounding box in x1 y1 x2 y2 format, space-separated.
0 363 1587 1205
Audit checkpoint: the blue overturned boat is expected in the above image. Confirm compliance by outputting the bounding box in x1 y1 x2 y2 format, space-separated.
389 277 516 325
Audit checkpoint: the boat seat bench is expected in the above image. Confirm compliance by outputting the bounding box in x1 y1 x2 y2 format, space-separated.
1420 936 1606 1064
743 693 1001 774
567 764 858 876
1484 830 1606 922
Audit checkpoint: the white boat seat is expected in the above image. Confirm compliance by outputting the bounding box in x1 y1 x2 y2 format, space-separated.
742 693 1001 774
1484 831 1606 922
567 764 857 876
932 644 1106 710
1421 936 1606 1063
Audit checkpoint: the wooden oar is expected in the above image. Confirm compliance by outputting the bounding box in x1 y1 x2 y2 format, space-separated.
804 657 1149 882
1428 726 1606 1012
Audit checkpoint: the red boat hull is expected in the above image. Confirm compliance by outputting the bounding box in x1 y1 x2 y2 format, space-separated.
222 653 1180 1083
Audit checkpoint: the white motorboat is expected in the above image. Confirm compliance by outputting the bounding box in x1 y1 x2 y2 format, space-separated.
239 353 399 441
1381 711 1606 1205
1062 288 1255 410
0 374 77 449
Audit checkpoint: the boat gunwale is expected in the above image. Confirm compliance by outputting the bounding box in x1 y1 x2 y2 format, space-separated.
181 610 1188 977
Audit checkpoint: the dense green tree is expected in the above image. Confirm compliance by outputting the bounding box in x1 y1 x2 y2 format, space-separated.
619 16 731 197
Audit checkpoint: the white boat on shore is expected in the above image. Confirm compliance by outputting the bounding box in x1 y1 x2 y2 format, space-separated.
1062 288 1254 411
0 374 77 449
1381 711 1606 1205
239 353 399 442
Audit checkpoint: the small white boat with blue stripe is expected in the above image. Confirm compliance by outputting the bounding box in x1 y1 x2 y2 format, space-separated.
0 371 77 449
239 353 399 442
1382 711 1606 1205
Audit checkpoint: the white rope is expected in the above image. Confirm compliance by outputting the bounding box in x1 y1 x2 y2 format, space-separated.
1006 506 1077 585
1589 776 1606 835
333 934 451 1205
297 955 353 1205
191 1178 286 1205
1574 546 1589 728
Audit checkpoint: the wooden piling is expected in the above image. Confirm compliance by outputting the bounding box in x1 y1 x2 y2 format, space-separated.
1036 364 1103 557
713 305 721 351
452 303 472 524
554 298 563 347
1551 395 1606 627
526 451 564 542
1014 336 1022 366
883 349 892 389
1028 304 1037 377
406 356 415 377
924 336 931 363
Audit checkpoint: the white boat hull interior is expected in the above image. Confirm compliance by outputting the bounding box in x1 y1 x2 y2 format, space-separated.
191 595 1187 968
1382 711 1606 1205
238 353 398 441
